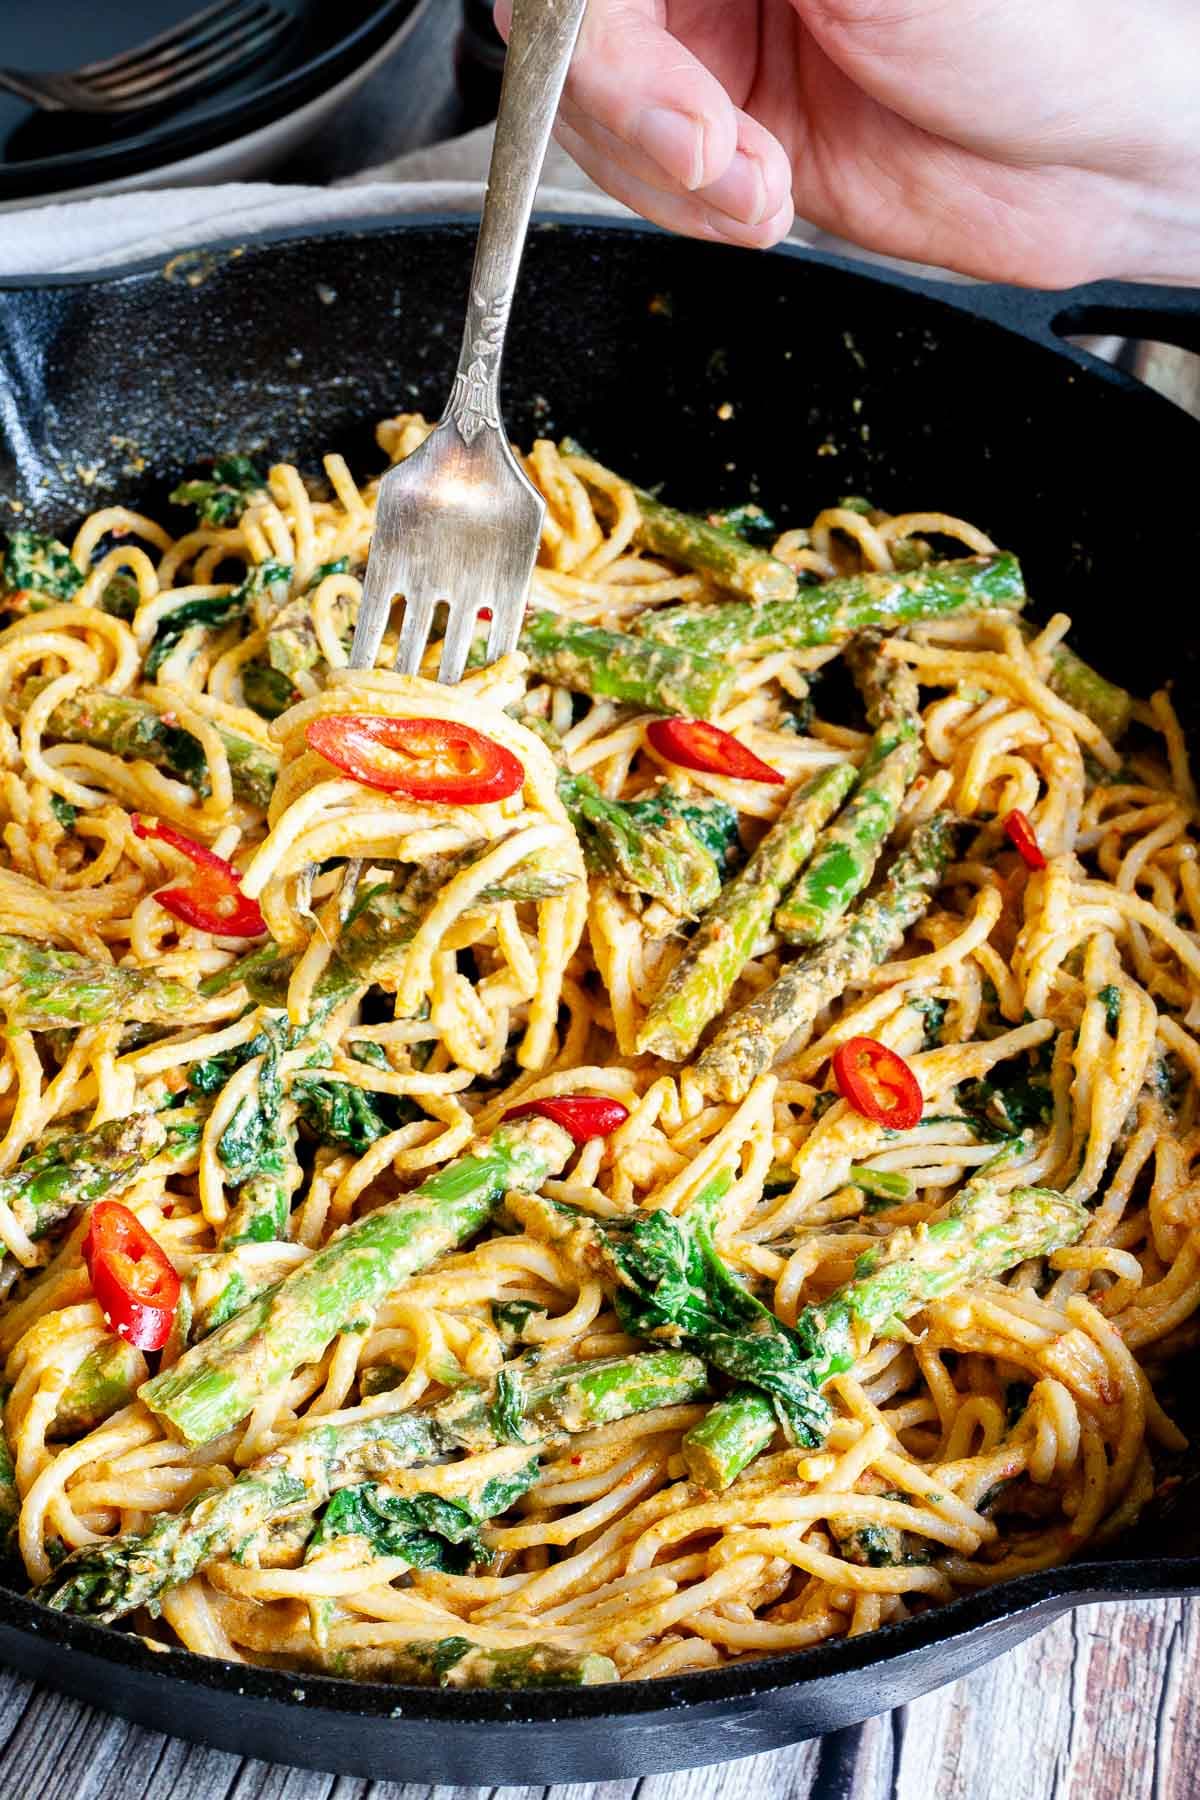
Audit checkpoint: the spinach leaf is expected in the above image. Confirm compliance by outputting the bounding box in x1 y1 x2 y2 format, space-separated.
588 1182 831 1445
49 794 76 830
309 1484 485 1572
170 455 267 526
491 1299 545 1345
627 787 741 871
291 1071 420 1152
2 531 82 604
241 661 296 720
144 560 292 678
489 1366 528 1444
961 1038 1054 1135
909 995 948 1050
98 574 140 620
705 503 778 546
308 556 350 588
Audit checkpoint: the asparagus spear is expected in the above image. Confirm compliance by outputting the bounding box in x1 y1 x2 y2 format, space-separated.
39 688 278 810
316 1640 617 1688
695 811 955 1102
51 1338 144 1436
635 553 1025 654
637 762 856 1060
520 610 736 717
559 771 737 916
773 643 920 945
1040 636 1132 741
679 1174 1085 1492
560 441 797 603
141 1116 575 1446
681 1387 777 1491
41 1347 706 1620
0 1114 166 1245
0 936 199 1033
790 1175 1087 1386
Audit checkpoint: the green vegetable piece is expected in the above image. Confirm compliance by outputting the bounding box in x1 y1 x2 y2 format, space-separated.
0 1113 165 1243
48 795 76 830
558 771 733 916
51 1338 143 1436
682 1387 777 1491
791 1167 1087 1389
267 556 352 677
140 1117 575 1446
169 456 267 526
511 1172 831 1448
638 761 857 1060
42 1347 703 1621
2 531 82 605
559 441 796 603
1098 983 1122 1032
635 553 1025 655
520 610 736 718
143 560 291 679
849 1166 914 1203
97 574 139 621
240 661 296 720
705 503 778 547
774 642 921 946
41 687 277 810
696 811 956 1102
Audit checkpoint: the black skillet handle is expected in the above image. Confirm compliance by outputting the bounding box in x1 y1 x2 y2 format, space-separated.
917 274 1200 388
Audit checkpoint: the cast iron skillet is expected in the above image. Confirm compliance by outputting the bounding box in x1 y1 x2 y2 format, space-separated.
1 218 1200 1783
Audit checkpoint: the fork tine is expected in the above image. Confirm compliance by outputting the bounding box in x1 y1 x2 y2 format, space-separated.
394 591 439 678
90 12 284 103
438 599 487 686
75 0 252 79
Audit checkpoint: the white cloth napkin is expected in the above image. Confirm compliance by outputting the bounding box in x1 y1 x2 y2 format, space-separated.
4 122 1189 413
0 124 950 281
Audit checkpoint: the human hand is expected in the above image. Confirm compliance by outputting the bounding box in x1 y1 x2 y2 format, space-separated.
495 0 1200 286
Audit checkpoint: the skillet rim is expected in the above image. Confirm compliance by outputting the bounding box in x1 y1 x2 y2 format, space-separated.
1 213 1200 1726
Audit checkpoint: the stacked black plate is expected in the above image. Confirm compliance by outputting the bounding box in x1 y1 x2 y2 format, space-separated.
0 0 428 207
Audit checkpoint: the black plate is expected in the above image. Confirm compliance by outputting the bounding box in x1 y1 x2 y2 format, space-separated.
0 0 422 202
1 218 1200 1783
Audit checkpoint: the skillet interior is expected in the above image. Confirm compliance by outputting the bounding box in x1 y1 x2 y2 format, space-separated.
1 218 1200 1781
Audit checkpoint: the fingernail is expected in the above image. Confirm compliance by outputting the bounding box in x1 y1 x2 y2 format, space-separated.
634 107 705 190
702 150 768 226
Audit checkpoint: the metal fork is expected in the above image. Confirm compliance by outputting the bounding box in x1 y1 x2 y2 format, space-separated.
333 0 587 919
0 0 292 115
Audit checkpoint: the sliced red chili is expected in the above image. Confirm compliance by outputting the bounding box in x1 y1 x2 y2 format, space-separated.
478 607 493 622
503 1096 630 1143
832 1037 923 1131
645 718 784 785
83 1200 180 1352
305 714 524 805
1003 809 1047 871
132 815 265 937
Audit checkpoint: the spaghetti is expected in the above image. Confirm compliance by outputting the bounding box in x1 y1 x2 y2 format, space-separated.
0 418 1193 1688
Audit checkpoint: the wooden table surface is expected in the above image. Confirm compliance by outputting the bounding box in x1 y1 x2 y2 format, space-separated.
4 5 1200 1795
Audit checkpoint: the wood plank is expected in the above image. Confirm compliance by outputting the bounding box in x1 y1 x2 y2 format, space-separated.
893 1599 1200 1800
0 1598 1197 1798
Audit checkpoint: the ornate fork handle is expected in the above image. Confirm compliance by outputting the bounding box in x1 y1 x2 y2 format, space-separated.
445 0 588 446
